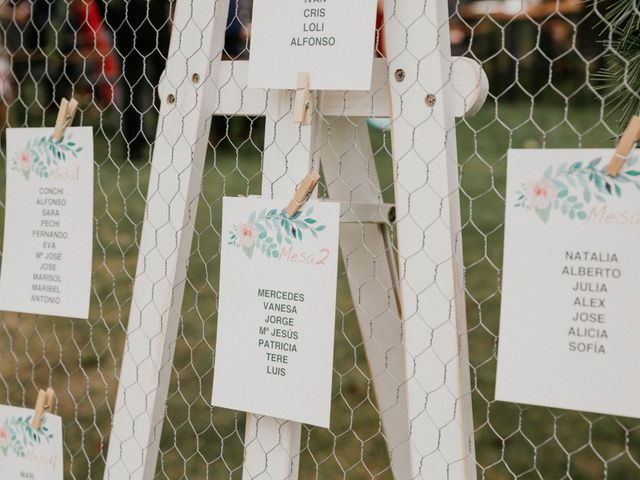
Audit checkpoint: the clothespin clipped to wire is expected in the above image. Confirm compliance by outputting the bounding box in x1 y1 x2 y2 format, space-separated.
286 173 320 217
606 116 640 177
52 98 79 142
31 387 55 430
293 72 312 125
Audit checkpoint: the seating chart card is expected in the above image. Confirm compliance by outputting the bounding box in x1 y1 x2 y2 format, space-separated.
496 149 640 418
248 0 378 91
0 127 93 319
0 405 63 479
212 197 340 427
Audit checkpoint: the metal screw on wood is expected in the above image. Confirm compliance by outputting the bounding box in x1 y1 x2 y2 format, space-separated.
388 206 396 224
192 73 200 84
394 69 406 82
166 94 176 104
425 94 437 107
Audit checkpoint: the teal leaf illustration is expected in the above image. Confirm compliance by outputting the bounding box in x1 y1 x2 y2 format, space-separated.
228 207 327 259
535 207 551 223
11 134 82 180
242 244 254 259
514 157 640 223
0 415 53 458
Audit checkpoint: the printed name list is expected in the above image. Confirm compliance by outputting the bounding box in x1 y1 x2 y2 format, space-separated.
563 250 620 355
258 288 304 376
291 0 335 47
248 0 378 90
31 187 69 305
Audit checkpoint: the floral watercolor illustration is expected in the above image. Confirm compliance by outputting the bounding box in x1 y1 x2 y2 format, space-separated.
0 415 53 458
228 207 326 259
514 156 640 222
12 134 83 180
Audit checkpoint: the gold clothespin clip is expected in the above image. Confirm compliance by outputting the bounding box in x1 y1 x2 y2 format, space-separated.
285 172 320 217
293 72 312 125
52 98 79 142
606 116 640 177
31 387 55 430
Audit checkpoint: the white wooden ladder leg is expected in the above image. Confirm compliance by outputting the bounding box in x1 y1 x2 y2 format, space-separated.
318 117 411 480
383 0 477 478
104 0 229 478
242 90 318 480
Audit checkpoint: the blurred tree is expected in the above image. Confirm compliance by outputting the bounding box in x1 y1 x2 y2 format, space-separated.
602 0 640 126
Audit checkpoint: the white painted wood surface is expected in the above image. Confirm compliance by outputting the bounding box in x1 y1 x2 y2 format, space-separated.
103 0 230 478
214 58 487 119
336 201 394 224
383 0 477 478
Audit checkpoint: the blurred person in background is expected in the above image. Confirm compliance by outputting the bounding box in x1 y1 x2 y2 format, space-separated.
0 2 27 109
0 0 118 126
106 0 171 160
225 0 251 60
69 0 119 109
0 0 52 124
211 0 252 148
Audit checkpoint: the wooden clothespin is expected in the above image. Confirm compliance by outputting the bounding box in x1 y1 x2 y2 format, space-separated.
31 387 55 430
293 72 312 125
606 116 640 177
285 172 320 217
52 98 79 142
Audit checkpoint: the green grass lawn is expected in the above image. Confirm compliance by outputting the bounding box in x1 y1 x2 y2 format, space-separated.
1 100 639 479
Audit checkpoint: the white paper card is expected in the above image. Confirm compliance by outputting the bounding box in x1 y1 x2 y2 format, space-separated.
248 0 378 91
496 149 640 418
0 128 93 319
0 405 63 479
212 197 339 427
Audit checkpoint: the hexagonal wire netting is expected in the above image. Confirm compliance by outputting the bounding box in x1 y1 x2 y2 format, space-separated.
0 0 637 479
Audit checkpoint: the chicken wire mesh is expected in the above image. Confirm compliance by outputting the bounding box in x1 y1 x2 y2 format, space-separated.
0 0 637 479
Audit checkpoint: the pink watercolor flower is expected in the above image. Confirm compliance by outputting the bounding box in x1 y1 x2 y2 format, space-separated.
0 427 9 448
236 223 257 248
526 179 557 210
17 150 32 172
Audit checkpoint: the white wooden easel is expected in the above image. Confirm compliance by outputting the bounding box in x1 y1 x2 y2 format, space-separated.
103 0 488 479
